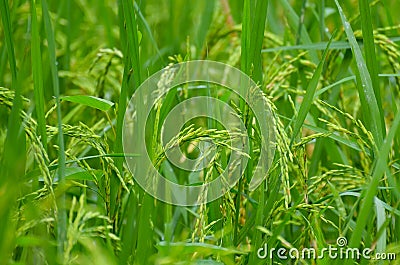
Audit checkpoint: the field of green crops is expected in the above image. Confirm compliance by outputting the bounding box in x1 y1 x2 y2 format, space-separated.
1 0 400 264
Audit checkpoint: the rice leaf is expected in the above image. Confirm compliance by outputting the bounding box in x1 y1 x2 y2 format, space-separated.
290 35 334 146
41 0 67 259
0 0 25 260
334 0 384 148
61 95 114 111
30 0 47 150
359 0 385 136
347 111 400 252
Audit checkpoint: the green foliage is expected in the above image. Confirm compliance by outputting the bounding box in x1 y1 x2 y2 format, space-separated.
0 0 399 264
60 95 114 111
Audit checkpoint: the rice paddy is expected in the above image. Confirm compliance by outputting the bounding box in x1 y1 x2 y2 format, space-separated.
0 0 399 264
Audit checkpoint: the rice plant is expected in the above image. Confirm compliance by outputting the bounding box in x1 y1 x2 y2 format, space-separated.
0 0 399 264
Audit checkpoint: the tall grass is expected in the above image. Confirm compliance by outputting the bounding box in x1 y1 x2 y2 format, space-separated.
0 0 399 264
41 0 67 260
240 1 269 263
0 0 24 261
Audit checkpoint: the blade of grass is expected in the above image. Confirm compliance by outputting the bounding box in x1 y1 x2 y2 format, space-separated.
314 75 355 98
334 0 384 148
0 46 6 84
41 0 67 261
240 0 251 76
235 0 252 245
295 0 307 46
115 0 142 174
278 0 319 63
242 0 270 260
250 0 269 84
374 197 387 254
238 0 265 246
262 40 350 52
116 32 134 265
195 0 215 58
134 1 164 65
0 0 17 85
290 34 334 146
359 0 385 137
319 0 325 41
30 0 47 150
122 0 141 91
60 95 114 111
346 110 400 261
0 0 25 261
117 0 142 263
262 36 400 53
99 0 114 46
113 0 129 218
